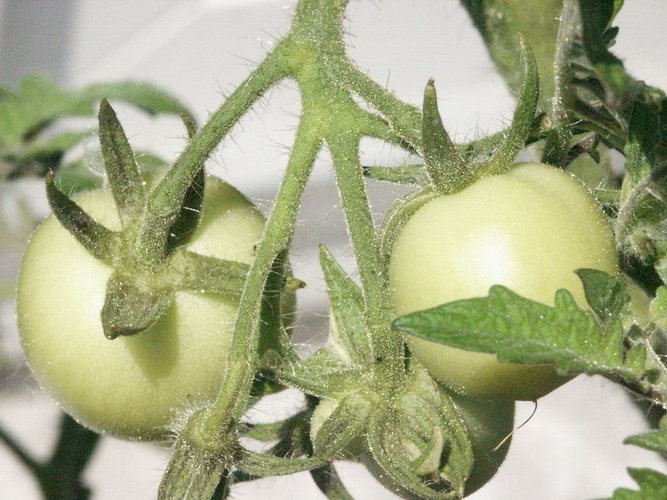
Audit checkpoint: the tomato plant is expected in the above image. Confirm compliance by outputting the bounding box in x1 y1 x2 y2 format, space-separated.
17 174 266 440
3 0 667 498
388 162 619 400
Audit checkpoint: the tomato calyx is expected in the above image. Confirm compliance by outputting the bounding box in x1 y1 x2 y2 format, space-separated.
422 36 540 196
45 100 252 339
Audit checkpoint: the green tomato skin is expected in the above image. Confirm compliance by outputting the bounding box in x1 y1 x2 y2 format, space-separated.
448 390 514 495
17 176 265 441
388 162 619 400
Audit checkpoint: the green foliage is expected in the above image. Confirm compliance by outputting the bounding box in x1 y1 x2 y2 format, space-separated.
0 75 193 181
607 468 667 500
393 284 647 383
624 430 667 455
5 0 667 498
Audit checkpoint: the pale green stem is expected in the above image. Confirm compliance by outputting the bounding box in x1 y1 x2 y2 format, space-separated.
205 114 322 434
335 63 422 153
328 135 403 372
139 44 290 263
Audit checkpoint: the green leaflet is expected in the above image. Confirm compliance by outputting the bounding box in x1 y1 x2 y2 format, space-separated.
319 245 372 365
607 468 667 500
0 75 194 181
624 430 667 455
393 285 645 384
576 269 629 322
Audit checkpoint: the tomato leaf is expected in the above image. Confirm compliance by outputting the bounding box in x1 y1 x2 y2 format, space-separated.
37 414 99 500
319 245 372 366
0 75 92 149
55 151 168 194
607 468 667 500
624 87 661 181
624 430 667 455
15 131 89 168
77 81 194 124
393 285 645 383
576 268 630 322
0 75 194 181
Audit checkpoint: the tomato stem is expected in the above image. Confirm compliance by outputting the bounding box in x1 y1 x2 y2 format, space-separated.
138 45 290 265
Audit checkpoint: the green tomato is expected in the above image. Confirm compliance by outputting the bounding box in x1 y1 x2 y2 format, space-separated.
447 390 514 495
17 175 266 440
388 162 619 400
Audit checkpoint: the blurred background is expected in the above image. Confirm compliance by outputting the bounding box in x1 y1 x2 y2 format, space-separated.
1 0 667 498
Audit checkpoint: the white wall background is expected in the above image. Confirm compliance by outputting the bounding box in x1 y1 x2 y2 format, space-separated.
1 1 667 499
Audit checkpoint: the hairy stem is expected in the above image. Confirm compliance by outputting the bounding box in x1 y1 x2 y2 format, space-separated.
139 44 290 263
204 114 322 435
329 136 403 372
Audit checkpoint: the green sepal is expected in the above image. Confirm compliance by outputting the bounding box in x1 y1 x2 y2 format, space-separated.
476 36 539 177
312 395 370 460
140 163 209 263
166 165 205 251
101 269 174 339
365 363 473 500
650 287 667 331
320 245 372 366
421 80 472 194
170 250 249 296
576 268 629 322
276 347 366 398
257 249 296 370
244 410 310 443
399 363 473 488
45 172 118 262
98 99 146 224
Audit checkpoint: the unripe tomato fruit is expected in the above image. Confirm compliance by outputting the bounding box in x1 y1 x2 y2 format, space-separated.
388 163 619 400
447 390 513 495
17 175 265 440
